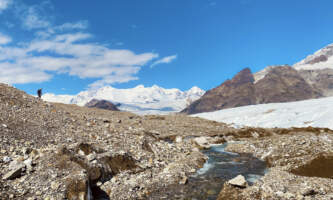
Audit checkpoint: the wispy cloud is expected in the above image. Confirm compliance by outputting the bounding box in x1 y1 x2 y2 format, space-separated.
0 0 12 12
0 0 161 88
150 55 177 68
208 0 217 6
55 21 89 31
0 33 11 44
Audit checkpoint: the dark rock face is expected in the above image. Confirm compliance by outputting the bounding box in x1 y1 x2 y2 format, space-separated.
182 66 323 114
181 68 256 114
254 66 322 104
85 99 119 111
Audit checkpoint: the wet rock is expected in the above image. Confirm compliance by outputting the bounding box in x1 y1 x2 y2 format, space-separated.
227 175 247 188
193 136 210 149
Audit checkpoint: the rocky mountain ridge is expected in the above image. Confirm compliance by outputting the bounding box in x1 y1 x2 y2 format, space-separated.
183 66 322 114
184 43 333 114
43 85 205 115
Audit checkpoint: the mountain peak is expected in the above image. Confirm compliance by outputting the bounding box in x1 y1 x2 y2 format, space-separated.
294 43 333 70
43 84 205 115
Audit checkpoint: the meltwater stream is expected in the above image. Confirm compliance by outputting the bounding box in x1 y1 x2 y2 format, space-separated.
149 143 267 200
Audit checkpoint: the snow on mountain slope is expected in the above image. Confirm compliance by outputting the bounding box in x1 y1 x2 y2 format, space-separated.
42 85 205 115
193 96 333 129
294 43 333 70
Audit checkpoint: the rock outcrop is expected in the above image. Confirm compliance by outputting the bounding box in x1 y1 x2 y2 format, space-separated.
181 68 256 114
254 66 322 104
183 66 322 114
298 68 333 96
85 99 119 111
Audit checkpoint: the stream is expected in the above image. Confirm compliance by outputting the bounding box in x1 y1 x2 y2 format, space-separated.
149 143 268 200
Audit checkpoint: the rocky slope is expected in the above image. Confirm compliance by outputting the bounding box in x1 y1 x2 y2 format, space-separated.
0 83 232 200
1 83 333 199
183 66 321 114
85 99 119 111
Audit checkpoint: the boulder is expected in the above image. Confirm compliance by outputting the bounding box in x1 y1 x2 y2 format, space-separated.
228 175 247 188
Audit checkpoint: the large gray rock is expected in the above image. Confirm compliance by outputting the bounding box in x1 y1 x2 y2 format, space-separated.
228 175 247 188
3 162 26 180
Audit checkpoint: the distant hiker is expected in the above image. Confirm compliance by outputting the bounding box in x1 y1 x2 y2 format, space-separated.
37 88 42 98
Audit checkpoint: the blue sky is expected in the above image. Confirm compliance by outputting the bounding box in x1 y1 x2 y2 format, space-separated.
1 0 333 95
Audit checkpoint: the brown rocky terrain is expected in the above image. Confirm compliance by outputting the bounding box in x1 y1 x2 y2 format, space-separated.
85 99 119 111
255 66 322 104
219 128 333 200
298 68 333 97
182 66 322 114
1 83 333 200
0 83 234 199
181 68 256 114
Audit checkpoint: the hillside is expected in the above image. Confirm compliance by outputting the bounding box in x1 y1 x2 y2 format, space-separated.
1 83 333 199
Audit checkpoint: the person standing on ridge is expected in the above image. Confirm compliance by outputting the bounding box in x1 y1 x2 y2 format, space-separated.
37 88 42 98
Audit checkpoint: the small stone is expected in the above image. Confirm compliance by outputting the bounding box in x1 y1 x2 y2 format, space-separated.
175 136 183 143
51 181 60 190
300 187 317 196
87 154 96 162
228 175 247 188
251 132 259 138
207 189 217 195
22 147 32 155
179 176 188 185
2 124 7 128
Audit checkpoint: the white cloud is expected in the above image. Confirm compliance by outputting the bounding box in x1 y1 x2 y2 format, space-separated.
150 54 177 68
0 0 12 12
0 33 11 44
0 1 162 87
55 21 89 31
0 32 158 86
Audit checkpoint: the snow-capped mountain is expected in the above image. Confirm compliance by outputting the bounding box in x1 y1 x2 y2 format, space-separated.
294 43 333 70
193 96 333 129
42 85 205 115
